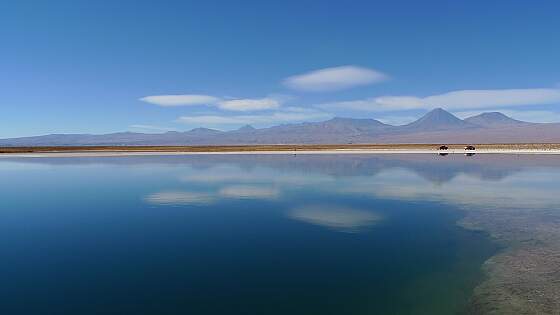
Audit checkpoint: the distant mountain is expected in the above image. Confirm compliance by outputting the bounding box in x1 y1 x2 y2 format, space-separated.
464 112 528 127
235 125 256 132
230 117 392 144
2 109 560 146
399 108 475 132
185 127 222 136
320 117 390 132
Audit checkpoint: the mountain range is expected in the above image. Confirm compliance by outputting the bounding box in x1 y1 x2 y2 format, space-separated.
2 108 559 146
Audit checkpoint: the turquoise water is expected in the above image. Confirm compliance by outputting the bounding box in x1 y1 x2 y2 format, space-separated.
3 154 556 314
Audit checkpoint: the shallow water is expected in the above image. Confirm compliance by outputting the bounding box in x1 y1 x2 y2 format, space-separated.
3 154 558 315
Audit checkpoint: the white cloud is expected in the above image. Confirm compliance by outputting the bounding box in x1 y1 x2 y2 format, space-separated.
284 65 388 92
218 98 280 111
177 107 332 126
317 97 422 112
318 88 560 112
420 89 560 109
141 94 284 112
139 94 220 107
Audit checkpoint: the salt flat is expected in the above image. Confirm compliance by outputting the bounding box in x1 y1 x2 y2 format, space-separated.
1 148 560 158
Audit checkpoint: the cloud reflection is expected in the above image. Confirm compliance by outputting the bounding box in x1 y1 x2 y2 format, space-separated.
141 155 560 212
144 191 214 206
289 205 382 233
219 185 279 200
181 168 332 187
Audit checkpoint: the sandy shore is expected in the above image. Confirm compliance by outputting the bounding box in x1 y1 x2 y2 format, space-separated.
1 148 560 158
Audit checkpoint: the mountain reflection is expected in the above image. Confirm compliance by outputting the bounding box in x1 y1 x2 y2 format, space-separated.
5 154 560 212
4 154 558 184
340 168 560 210
128 155 560 215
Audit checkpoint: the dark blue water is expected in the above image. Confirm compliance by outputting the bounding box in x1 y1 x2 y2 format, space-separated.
3 154 554 315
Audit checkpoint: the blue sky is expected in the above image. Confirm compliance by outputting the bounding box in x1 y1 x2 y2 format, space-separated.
2 0 560 137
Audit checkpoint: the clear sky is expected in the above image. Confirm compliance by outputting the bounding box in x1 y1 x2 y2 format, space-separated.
2 0 560 137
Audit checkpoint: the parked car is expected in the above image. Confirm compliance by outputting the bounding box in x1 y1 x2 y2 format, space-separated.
464 145 476 150
439 145 449 150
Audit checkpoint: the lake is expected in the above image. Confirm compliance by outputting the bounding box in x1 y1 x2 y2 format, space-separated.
2 154 559 314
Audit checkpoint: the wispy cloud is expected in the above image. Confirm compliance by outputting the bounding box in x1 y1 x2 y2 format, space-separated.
218 98 280 111
177 107 332 126
317 88 560 112
140 94 284 112
455 109 560 123
129 124 177 133
317 97 420 112
284 65 388 92
139 95 220 107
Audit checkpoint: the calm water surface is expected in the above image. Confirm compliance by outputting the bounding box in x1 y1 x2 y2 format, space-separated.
2 154 558 314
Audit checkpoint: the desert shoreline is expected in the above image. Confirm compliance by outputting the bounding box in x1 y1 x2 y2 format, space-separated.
1 144 560 157
2 149 560 158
